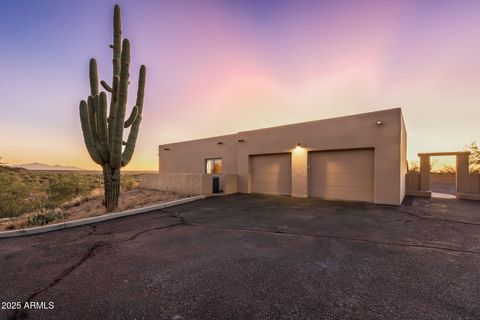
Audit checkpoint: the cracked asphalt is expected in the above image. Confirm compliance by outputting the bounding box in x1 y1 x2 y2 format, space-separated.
1 194 479 320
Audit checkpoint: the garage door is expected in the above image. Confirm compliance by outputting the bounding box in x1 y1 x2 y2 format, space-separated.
309 149 374 202
251 154 291 195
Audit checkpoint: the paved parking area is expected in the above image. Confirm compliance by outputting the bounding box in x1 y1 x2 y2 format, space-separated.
1 194 479 320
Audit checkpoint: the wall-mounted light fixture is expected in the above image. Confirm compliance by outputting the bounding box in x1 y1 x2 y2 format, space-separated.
294 142 304 153
217 142 223 145
163 148 170 151
377 121 383 125
238 139 244 143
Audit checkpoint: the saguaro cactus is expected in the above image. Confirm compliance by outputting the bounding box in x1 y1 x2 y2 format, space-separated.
79 5 146 211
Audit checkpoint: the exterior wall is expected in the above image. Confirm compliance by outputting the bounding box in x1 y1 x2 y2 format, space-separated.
157 108 405 205
406 173 420 191
158 134 238 175
140 173 213 195
236 108 404 205
223 174 238 195
407 169 480 199
468 174 480 193
456 154 470 193
457 173 480 199
292 147 308 197
400 114 408 202
158 134 238 191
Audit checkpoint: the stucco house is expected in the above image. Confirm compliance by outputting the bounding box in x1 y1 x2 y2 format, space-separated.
142 108 407 205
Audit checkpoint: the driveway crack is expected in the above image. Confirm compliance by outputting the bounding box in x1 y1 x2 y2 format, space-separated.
9 241 105 320
196 225 480 255
107 222 188 246
8 219 188 320
382 206 480 227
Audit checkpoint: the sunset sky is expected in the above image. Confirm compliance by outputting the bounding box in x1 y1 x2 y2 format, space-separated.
0 0 479 170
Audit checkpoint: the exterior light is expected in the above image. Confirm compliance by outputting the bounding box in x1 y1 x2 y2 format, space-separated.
217 142 223 145
377 121 382 125
163 148 170 151
294 143 304 153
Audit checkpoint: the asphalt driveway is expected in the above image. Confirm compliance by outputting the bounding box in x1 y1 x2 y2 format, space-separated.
1 194 479 320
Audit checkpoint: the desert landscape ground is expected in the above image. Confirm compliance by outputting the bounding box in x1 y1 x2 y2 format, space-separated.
0 166 185 231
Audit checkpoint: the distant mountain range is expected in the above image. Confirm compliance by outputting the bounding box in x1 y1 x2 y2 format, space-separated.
9 162 85 171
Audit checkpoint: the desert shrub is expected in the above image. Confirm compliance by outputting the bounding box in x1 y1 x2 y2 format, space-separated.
408 161 419 173
45 174 92 208
27 210 67 226
0 168 36 218
0 167 105 219
121 175 139 191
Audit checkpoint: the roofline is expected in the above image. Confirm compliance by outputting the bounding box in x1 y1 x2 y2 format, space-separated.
237 107 402 135
159 107 403 146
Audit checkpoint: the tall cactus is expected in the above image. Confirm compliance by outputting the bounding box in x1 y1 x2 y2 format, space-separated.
79 5 146 211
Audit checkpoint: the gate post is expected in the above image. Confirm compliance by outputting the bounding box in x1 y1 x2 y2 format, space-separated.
419 154 430 192
456 153 470 194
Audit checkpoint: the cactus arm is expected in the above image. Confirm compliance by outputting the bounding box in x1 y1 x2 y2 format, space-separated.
122 65 146 166
87 95 99 145
79 100 103 165
113 5 122 78
110 39 130 168
97 92 110 161
124 106 138 128
101 80 113 92
89 59 99 96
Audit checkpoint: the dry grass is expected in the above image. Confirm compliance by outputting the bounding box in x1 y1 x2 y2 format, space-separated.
0 188 186 231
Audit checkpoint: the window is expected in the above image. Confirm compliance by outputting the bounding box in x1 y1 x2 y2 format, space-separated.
206 158 222 174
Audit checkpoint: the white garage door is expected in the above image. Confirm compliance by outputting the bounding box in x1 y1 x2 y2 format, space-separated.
309 149 374 202
251 153 291 196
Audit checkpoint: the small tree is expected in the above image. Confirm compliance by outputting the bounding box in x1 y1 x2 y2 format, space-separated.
408 160 419 173
465 141 480 173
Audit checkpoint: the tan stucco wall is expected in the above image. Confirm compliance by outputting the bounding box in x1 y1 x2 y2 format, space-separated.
291 147 308 197
157 108 405 205
456 154 470 193
158 134 238 175
406 173 420 191
468 174 480 193
400 114 408 201
223 174 238 195
407 173 480 196
140 173 213 195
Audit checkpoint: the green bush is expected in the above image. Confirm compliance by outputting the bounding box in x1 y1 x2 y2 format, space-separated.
121 175 139 191
27 211 67 226
45 174 92 208
0 168 36 218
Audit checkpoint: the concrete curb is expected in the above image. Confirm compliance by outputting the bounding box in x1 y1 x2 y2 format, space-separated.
0 195 206 239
